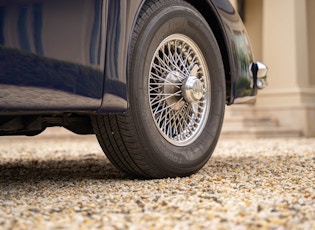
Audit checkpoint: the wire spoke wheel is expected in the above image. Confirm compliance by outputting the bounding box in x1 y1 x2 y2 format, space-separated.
149 34 211 146
92 0 225 178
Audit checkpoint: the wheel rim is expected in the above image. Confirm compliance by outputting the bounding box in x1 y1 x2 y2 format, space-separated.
148 34 211 146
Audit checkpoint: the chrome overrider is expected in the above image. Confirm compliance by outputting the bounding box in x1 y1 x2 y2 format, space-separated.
233 62 268 104
249 62 268 90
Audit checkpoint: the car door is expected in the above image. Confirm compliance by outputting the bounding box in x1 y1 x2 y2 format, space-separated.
0 0 105 111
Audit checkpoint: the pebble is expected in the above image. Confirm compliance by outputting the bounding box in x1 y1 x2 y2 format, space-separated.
0 128 314 229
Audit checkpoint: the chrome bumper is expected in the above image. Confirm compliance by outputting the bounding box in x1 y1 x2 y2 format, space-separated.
233 62 268 104
249 62 268 90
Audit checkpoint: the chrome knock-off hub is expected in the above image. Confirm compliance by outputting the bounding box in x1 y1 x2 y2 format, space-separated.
182 76 204 103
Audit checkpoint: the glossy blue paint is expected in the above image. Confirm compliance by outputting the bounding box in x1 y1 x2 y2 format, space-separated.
0 0 256 114
0 0 105 111
33 2 44 55
209 0 256 103
0 7 4 45
99 0 142 112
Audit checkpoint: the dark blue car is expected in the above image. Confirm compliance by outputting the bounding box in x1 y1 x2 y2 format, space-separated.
0 0 267 178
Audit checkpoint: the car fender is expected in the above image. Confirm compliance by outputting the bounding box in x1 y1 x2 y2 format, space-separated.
98 0 257 113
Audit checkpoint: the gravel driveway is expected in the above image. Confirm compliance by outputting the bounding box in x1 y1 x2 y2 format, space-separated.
0 128 314 229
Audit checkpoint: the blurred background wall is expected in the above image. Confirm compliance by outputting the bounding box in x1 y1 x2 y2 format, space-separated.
222 0 315 137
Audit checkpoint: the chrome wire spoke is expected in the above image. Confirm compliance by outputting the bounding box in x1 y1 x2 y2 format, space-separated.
150 90 182 106
149 82 182 86
152 97 184 115
148 34 211 146
151 63 171 78
160 49 187 79
175 52 191 75
150 92 182 96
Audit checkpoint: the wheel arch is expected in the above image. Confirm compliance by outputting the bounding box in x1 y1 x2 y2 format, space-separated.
99 0 251 113
184 0 233 104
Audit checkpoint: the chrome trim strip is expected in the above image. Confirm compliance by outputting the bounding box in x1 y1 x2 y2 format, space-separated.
233 96 256 104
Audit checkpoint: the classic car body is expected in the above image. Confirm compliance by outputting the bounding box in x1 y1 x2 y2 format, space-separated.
0 0 267 178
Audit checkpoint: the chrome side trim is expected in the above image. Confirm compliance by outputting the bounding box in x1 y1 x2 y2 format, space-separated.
233 96 256 104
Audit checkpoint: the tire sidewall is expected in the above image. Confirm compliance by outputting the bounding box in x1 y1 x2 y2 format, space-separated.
129 2 225 176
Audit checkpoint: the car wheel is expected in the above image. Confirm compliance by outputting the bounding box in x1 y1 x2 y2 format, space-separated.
92 0 225 178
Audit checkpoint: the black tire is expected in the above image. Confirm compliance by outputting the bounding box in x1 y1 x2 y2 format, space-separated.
92 0 225 178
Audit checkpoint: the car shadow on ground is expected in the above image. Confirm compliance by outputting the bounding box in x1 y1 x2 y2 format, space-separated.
0 151 309 184
0 157 129 183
